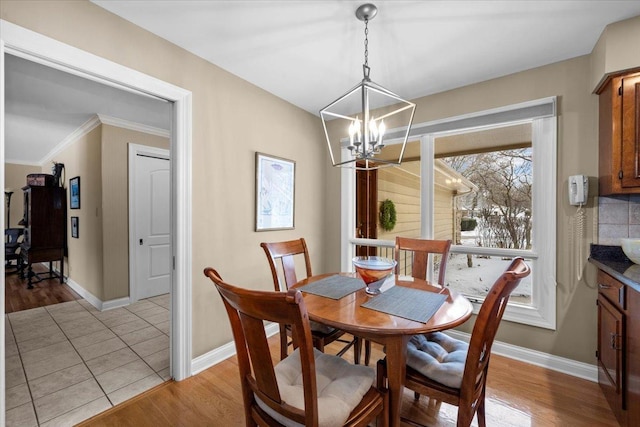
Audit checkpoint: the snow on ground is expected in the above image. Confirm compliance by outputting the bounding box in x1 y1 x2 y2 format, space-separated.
443 230 532 304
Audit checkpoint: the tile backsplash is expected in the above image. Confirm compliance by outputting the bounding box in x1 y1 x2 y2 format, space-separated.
598 194 640 245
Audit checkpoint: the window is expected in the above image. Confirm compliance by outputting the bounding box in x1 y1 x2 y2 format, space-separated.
437 125 533 305
343 97 557 329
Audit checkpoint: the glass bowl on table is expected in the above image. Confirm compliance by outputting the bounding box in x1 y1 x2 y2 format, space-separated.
352 256 397 295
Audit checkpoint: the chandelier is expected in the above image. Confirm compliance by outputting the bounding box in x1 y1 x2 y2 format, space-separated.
320 3 416 170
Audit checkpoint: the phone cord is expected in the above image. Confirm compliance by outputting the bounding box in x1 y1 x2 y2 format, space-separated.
576 205 585 281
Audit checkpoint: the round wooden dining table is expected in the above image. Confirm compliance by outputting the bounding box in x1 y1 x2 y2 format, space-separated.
293 273 473 427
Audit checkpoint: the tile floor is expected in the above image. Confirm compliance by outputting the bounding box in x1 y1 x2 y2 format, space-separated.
5 294 171 426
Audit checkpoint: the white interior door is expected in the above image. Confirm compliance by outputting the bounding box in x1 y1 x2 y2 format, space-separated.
131 145 170 300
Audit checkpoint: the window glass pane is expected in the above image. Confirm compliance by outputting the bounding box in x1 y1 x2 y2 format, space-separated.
435 123 533 304
444 255 533 304
440 149 532 250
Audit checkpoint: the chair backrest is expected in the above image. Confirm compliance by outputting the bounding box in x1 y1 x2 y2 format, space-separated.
394 237 451 285
5 228 23 252
460 257 530 405
204 268 320 426
261 238 312 291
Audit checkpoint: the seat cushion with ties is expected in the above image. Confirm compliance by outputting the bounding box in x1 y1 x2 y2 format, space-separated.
256 348 375 427
406 332 468 389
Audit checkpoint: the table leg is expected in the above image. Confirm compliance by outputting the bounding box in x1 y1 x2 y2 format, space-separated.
384 335 411 427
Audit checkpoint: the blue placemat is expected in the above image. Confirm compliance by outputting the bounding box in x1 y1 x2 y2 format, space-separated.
300 275 365 299
361 286 447 323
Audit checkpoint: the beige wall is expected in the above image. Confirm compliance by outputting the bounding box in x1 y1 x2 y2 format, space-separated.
2 1 637 366
100 124 169 300
590 15 640 91
4 163 40 228
50 125 104 299
0 0 327 357
326 54 602 364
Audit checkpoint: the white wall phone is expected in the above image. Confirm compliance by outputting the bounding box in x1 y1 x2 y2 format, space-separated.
568 174 588 206
568 175 588 280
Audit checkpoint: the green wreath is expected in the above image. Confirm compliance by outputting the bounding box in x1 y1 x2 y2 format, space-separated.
379 199 397 231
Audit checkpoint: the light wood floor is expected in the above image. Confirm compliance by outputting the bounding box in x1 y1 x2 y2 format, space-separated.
79 334 617 427
5 263 80 313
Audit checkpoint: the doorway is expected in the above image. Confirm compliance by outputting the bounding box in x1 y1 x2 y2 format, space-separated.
1 19 193 425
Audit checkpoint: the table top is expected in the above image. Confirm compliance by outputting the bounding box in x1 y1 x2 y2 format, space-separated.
293 273 473 337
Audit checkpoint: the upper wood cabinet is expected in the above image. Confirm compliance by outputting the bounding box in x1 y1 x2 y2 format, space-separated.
598 69 640 195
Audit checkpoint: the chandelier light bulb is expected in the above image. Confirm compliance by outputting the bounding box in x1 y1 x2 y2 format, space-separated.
369 118 378 142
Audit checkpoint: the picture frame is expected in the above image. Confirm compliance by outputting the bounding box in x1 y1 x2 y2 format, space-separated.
69 176 80 209
71 216 79 238
255 152 295 231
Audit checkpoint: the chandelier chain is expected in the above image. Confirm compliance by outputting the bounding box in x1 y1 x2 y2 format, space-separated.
364 18 369 67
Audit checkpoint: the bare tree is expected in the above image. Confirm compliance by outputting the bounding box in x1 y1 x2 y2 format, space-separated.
444 148 532 249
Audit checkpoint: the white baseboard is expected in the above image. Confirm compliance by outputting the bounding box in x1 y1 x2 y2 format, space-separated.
445 330 598 382
60 273 131 312
66 279 129 311
64 277 102 309
189 326 597 383
191 322 280 375
101 297 131 311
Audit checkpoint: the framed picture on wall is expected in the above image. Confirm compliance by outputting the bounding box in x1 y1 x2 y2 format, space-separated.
70 176 80 209
255 152 295 231
71 216 79 238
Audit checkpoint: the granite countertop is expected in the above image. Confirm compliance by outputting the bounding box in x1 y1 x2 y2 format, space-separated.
589 244 640 293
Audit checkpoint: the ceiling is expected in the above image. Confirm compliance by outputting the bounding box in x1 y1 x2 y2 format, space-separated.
92 0 640 113
5 1 640 165
5 55 171 165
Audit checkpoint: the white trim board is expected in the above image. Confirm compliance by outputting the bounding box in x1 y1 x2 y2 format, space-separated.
66 277 130 312
41 263 131 312
39 114 171 166
98 114 170 139
445 330 597 382
0 20 194 391
192 323 280 375
39 115 101 165
191 325 596 383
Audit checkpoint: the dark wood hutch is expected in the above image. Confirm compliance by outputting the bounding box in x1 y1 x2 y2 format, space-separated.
19 174 66 288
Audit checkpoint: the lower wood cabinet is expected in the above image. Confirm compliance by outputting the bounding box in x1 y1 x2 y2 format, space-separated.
597 270 640 426
598 293 625 421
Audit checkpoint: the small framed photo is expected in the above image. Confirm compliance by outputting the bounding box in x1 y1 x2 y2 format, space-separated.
70 176 80 209
71 216 79 238
255 152 295 231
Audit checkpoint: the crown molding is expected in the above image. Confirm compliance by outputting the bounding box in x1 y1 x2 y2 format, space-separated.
39 114 170 166
97 114 170 138
40 115 102 165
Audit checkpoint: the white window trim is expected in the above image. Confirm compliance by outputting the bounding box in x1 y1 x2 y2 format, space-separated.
343 97 557 330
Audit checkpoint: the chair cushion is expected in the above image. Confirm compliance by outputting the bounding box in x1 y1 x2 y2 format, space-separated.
309 320 335 335
285 321 335 335
256 348 375 427
406 332 468 389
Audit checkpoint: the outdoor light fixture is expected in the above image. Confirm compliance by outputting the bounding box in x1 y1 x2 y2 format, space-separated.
320 3 416 170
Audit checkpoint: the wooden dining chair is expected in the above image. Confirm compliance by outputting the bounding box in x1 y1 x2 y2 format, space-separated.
394 237 452 285
204 267 388 427
361 237 452 366
376 257 530 427
261 238 362 363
